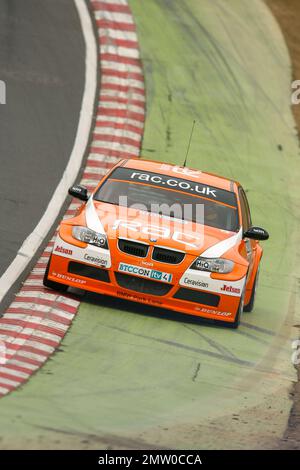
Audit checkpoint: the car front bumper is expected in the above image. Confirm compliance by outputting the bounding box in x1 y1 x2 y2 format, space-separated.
47 250 245 324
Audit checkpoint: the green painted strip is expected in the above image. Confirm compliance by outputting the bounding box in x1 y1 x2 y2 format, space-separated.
1 0 300 450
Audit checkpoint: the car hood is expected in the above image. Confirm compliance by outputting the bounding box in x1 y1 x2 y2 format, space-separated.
89 201 239 257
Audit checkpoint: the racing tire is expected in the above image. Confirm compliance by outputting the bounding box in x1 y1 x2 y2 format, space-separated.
43 256 68 292
243 267 259 313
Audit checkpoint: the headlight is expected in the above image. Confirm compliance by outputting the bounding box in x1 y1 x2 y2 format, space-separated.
190 257 234 274
72 226 108 249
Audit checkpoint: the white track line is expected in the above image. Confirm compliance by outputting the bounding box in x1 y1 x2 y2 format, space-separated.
0 0 97 303
0 0 145 397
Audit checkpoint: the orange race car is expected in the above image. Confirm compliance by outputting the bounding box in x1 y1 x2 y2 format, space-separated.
44 158 269 328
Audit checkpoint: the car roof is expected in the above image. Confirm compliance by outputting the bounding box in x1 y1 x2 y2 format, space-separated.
121 158 238 193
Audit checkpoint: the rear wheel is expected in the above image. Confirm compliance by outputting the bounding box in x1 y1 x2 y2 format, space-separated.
243 266 260 313
43 256 68 292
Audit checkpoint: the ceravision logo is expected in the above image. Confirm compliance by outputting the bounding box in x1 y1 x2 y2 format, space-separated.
183 277 208 289
220 284 240 294
0 80 6 104
84 253 107 266
54 245 73 256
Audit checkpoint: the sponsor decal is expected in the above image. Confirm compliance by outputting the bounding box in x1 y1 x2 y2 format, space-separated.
117 290 163 305
118 263 172 283
179 271 245 296
183 277 208 289
52 272 87 285
141 261 154 267
160 164 203 179
194 259 210 270
84 253 108 267
54 245 73 256
220 284 240 294
194 307 232 317
112 219 201 249
130 171 217 198
105 167 237 205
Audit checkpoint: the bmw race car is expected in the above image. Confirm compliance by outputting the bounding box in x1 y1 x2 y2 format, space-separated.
44 158 269 328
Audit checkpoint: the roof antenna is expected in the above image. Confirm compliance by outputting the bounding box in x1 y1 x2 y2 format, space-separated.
183 120 196 168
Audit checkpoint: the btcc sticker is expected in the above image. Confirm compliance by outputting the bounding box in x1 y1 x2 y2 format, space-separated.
118 263 172 283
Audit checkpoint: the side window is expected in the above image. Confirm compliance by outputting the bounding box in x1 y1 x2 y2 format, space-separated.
239 188 251 231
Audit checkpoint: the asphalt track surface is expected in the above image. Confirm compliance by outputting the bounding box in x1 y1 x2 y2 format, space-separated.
0 0 85 278
1 0 300 450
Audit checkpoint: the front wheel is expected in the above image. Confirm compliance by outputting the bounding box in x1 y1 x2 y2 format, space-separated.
43 256 68 292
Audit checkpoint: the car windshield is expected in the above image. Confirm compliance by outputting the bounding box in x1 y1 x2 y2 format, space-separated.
94 168 239 231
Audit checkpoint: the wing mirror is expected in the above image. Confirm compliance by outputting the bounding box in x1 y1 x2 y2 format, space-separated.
68 185 89 201
243 226 269 241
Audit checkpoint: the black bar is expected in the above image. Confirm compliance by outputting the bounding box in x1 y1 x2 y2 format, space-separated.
0 450 296 466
